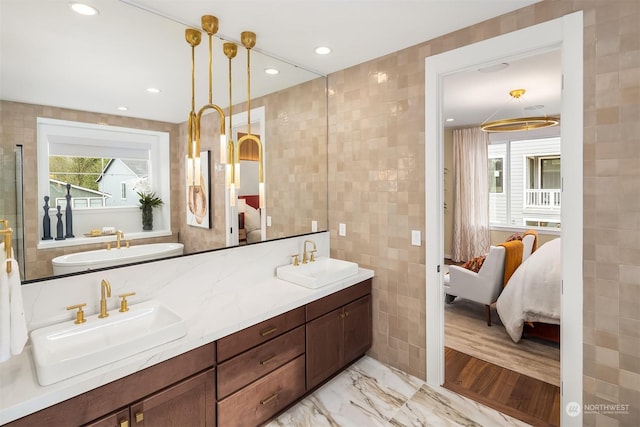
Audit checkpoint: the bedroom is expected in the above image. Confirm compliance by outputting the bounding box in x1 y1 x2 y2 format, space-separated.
440 49 562 425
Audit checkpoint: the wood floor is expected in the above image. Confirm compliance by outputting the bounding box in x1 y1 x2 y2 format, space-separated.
444 347 560 427
445 297 560 386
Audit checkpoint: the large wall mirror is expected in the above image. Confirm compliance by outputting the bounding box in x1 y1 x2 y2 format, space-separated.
0 0 328 282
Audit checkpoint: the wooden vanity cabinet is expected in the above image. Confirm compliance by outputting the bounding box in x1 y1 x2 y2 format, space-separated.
7 343 216 427
216 307 306 427
306 279 372 390
85 368 215 427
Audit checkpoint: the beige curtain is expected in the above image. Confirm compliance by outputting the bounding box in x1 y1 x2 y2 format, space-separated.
452 127 490 262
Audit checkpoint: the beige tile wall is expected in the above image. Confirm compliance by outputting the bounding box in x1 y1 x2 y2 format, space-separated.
328 1 639 425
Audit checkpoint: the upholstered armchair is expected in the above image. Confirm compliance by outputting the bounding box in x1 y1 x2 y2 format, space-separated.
444 246 506 326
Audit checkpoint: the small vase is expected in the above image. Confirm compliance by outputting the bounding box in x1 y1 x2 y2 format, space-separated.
142 205 153 231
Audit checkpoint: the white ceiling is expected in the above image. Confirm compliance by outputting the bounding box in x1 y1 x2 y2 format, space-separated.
1 0 556 125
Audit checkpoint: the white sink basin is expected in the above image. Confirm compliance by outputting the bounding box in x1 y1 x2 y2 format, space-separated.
31 300 187 386
277 257 359 289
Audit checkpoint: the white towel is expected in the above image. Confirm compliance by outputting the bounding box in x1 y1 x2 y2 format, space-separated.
8 259 27 356
0 259 28 362
0 265 10 362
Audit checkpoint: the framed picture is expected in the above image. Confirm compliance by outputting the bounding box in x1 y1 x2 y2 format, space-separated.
186 150 211 229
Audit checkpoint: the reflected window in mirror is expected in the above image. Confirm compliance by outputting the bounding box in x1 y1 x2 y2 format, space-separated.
37 118 171 247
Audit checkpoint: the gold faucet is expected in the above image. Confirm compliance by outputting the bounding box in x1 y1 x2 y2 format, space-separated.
115 230 124 249
302 239 317 264
99 279 111 318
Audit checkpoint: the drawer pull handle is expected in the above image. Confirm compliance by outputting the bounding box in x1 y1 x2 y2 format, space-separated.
260 326 277 337
345 310 350 317
259 354 277 365
339 312 346 319
260 392 279 405
135 412 144 423
120 420 129 427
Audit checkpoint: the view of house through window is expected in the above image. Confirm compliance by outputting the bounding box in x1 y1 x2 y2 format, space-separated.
488 137 561 230
48 155 149 209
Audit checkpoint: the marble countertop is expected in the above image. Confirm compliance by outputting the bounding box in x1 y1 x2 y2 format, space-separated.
0 269 374 424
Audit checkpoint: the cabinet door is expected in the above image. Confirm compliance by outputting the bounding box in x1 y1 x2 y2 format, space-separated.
130 368 215 427
84 409 130 427
305 307 342 390
343 295 372 365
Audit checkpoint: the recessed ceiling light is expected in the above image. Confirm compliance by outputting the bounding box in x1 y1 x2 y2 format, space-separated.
117 106 128 111
69 2 99 16
146 88 161 94
477 63 509 73
315 46 332 55
446 118 455 122
264 68 279 75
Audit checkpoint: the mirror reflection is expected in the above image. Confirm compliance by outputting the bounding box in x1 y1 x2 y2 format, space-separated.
0 0 328 282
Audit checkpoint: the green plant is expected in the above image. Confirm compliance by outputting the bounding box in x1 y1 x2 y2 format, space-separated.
137 191 163 209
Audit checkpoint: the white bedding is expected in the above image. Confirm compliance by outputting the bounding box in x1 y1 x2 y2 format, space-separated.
496 238 561 342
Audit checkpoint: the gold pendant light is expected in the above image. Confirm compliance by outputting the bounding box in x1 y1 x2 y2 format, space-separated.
185 28 201 188
223 42 237 205
235 31 265 209
480 89 560 132
185 15 228 188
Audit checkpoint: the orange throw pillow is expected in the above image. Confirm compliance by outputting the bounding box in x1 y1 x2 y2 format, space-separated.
462 255 486 273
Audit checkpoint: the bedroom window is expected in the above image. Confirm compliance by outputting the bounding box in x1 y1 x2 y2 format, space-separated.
489 157 503 193
488 137 561 230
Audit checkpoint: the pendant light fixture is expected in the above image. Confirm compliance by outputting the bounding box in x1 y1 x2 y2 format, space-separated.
223 41 237 206
480 89 560 132
185 28 201 188
185 15 228 188
235 31 265 209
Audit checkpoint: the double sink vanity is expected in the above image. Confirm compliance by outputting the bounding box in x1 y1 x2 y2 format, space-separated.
0 233 373 427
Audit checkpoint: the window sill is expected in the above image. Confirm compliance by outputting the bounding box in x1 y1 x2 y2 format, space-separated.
489 225 561 236
37 230 172 250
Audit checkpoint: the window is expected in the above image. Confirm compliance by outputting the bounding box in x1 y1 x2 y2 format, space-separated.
488 137 561 230
488 157 503 193
37 118 171 247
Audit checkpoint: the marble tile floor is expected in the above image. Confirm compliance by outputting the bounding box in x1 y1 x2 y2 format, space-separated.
268 356 531 427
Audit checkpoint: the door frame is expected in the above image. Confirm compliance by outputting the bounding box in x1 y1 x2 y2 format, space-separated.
425 12 583 426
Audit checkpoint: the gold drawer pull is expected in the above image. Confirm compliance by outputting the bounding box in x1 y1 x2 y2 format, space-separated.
345 310 350 317
135 412 144 423
339 312 346 319
260 326 277 337
259 354 277 365
260 392 278 405
120 420 129 427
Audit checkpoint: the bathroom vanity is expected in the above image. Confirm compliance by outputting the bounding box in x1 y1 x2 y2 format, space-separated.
3 278 372 427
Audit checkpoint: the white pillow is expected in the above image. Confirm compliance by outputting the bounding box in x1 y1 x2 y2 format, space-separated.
244 205 261 233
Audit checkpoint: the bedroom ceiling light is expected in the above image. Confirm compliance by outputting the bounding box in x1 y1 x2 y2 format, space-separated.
235 31 265 209
481 88 559 132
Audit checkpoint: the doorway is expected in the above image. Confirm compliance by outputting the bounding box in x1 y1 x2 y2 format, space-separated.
425 12 583 427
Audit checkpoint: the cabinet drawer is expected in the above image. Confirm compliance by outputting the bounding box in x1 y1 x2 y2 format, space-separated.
217 355 306 427
217 306 305 362
217 326 305 399
306 279 371 321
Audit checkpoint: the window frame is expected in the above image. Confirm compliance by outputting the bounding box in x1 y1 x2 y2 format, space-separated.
487 131 561 232
37 118 171 248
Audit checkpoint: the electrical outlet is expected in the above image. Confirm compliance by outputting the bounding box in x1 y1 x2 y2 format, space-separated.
311 220 318 232
266 216 272 227
339 223 346 236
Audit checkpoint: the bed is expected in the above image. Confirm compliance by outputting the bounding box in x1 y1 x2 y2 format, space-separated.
496 238 561 343
238 195 262 244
